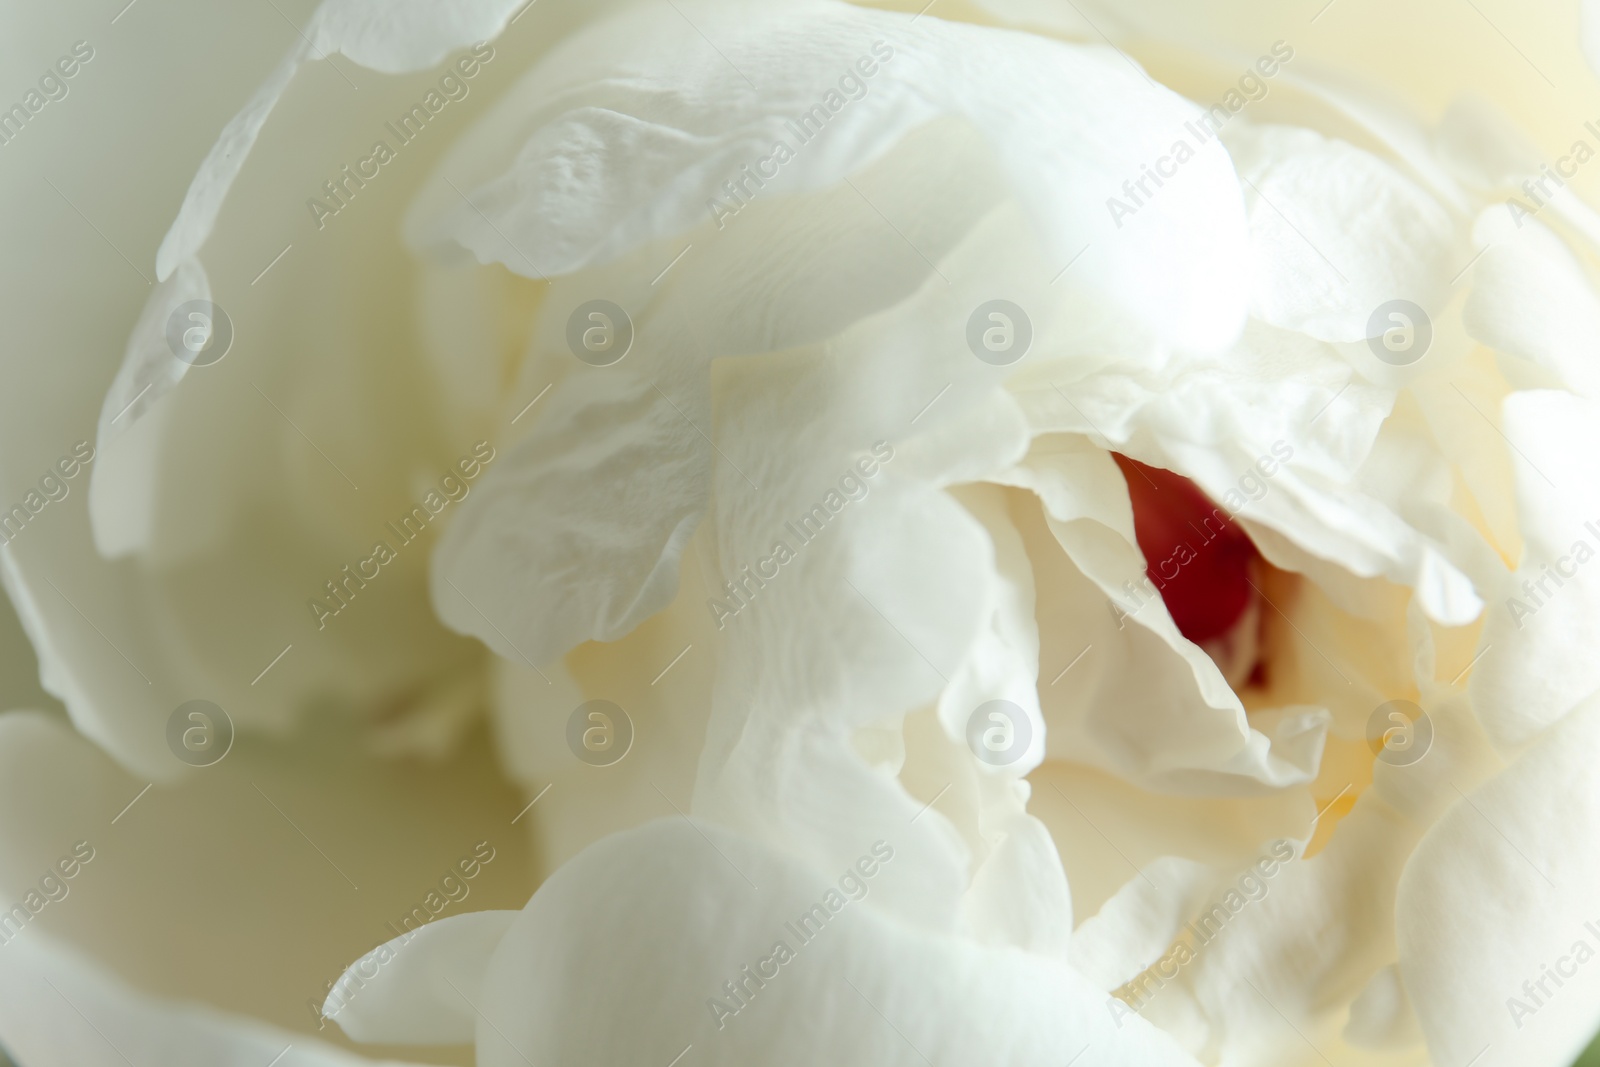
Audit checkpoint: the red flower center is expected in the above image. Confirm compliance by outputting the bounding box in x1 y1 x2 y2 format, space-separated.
1112 453 1261 645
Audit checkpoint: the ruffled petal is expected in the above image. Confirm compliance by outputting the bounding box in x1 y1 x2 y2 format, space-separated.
1222 122 1459 344
429 115 1013 666
339 818 1203 1066
409 0 1250 350
1016 316 1488 626
154 0 529 279
999 435 1328 792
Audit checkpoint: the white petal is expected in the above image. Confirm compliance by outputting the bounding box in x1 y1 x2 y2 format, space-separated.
464 819 1201 1066
460 204 1061 935
326 910 519 1044
959 808 1076 957
432 369 709 666
410 0 1251 350
1274 70 1469 214
1017 318 1487 626
1471 390 1600 749
1409 345 1523 561
423 0 1258 669
0 710 532 1039
154 0 528 279
90 257 209 455
1120 692 1500 1065
1034 759 1316 929
1223 123 1459 343
936 481 1044 772
999 436 1327 791
1069 856 1212 990
430 118 1012 666
483 537 728 879
0 535 193 775
1464 209 1600 400
1397 693 1600 1067
1135 807 1393 1062
1433 96 1544 193
308 0 525 72
1344 964 1423 1050
0 934 419 1067
679 213 1069 922
153 47 308 281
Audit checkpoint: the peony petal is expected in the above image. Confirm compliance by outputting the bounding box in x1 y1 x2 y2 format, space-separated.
432 368 710 667
325 910 519 1045
430 116 1013 667
1109 684 1501 1066
0 933 421 1067
1032 758 1316 927
936 481 1045 773
153 47 306 281
1015 317 1489 626
1470 390 1600 749
678 206 1095 932
999 436 1328 792
90 257 210 455
1273 70 1469 214
422 0 1261 674
1344 963 1424 1050
1433 96 1545 194
39 0 595 772
484 538 724 879
0 710 532 1043
409 0 1251 351
958 807 1076 957
459 818 1201 1066
308 0 526 72
1222 122 1459 344
1068 856 1212 990
1464 209 1600 401
1133 803 1395 1063
0 536 199 776
154 0 531 280
1397 693 1600 1067
453 202 1059 938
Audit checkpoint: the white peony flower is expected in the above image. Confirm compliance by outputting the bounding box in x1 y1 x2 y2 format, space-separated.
3 1 1600 1066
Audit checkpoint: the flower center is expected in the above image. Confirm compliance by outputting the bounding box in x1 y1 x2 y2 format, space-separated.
1112 453 1262 648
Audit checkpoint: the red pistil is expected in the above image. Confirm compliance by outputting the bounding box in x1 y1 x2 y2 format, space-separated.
1112 453 1261 645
